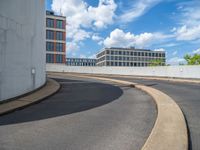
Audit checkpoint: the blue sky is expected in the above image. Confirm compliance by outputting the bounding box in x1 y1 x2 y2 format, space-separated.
46 0 200 65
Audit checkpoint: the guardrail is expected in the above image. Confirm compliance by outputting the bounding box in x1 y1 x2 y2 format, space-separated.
46 64 200 79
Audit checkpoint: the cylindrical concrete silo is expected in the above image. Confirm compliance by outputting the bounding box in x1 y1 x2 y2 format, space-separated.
0 0 46 101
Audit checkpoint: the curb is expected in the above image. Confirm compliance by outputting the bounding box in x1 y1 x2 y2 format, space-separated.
0 78 60 116
51 73 188 150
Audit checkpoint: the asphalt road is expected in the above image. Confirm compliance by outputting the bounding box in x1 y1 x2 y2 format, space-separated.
0 76 156 150
95 75 200 150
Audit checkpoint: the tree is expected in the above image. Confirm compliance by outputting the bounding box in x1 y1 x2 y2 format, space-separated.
149 59 164 66
184 54 200 65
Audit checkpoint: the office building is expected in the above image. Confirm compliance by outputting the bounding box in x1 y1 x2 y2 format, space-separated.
96 47 165 67
46 10 66 64
66 58 96 66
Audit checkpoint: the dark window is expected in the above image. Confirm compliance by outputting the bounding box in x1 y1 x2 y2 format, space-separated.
56 43 63 52
56 31 63 40
46 54 54 63
56 20 63 29
46 30 54 40
46 18 54 28
46 42 54 51
131 52 133 56
56 54 63 63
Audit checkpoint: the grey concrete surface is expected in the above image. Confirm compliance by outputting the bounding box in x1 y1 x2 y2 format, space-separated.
46 63 200 79
96 75 200 150
0 77 156 150
0 0 46 101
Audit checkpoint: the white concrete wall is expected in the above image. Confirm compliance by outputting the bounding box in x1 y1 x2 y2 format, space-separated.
47 64 200 79
0 0 46 101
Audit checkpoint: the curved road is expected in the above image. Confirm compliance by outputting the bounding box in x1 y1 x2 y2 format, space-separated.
93 75 200 150
0 76 156 150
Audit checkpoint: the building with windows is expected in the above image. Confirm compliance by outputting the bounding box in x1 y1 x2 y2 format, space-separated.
96 47 165 67
66 58 96 66
46 10 66 64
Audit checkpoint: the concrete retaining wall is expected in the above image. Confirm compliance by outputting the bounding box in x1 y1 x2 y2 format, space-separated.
0 0 46 101
46 64 200 79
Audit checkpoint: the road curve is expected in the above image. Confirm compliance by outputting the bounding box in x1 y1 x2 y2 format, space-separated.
92 75 200 150
0 76 156 150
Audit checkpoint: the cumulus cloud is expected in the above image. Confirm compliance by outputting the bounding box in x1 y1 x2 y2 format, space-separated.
173 1 200 42
92 34 103 41
51 0 117 52
103 28 169 48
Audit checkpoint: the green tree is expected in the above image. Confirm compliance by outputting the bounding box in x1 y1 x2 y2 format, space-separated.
184 54 200 65
149 59 164 66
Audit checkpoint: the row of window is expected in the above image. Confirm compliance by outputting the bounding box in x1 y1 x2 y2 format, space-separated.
97 56 165 63
46 54 65 63
46 18 65 29
66 62 96 66
97 50 165 58
46 30 65 41
97 62 164 67
66 59 96 63
46 42 64 52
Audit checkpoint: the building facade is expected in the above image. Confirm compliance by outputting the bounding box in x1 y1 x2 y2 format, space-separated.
96 47 165 67
66 58 96 66
46 11 66 64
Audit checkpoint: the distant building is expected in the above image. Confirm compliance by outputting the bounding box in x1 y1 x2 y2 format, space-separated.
66 58 96 66
96 47 165 67
46 10 66 64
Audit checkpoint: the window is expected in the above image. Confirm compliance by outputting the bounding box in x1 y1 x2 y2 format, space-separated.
56 54 63 63
46 18 54 28
56 43 63 52
46 30 54 40
46 54 54 63
56 31 63 40
46 42 54 51
56 20 63 29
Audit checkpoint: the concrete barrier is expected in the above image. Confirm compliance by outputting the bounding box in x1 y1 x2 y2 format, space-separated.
46 64 200 79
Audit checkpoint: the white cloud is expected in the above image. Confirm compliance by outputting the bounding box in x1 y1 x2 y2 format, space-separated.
193 48 200 54
52 0 117 53
168 57 185 65
118 0 162 23
103 28 169 48
154 48 165 52
173 1 200 42
172 50 177 56
92 34 103 41
88 54 96 59
175 25 200 41
66 42 80 53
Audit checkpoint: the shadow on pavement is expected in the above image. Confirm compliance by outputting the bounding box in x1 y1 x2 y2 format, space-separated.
0 78 123 126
